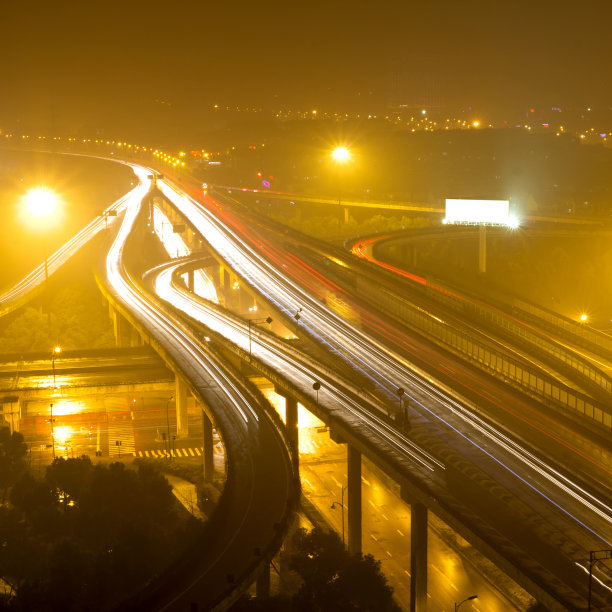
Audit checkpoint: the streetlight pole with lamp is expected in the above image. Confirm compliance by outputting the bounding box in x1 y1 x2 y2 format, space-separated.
330 485 346 547
51 346 61 391
21 187 60 286
331 146 352 224
588 549 612 611
455 595 478 611
248 316 273 359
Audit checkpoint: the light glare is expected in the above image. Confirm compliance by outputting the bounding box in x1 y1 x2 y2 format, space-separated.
332 146 351 163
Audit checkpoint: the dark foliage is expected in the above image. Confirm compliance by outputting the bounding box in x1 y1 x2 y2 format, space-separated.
232 527 399 612
0 458 201 611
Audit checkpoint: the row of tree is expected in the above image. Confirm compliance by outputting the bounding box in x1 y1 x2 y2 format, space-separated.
0 430 202 611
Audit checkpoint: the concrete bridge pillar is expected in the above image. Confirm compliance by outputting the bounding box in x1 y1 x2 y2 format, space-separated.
110 308 131 348
285 396 299 468
347 445 362 555
187 269 195 292
1 397 20 433
186 227 194 250
344 206 350 224
175 375 189 437
129 325 141 348
411 502 428 612
202 410 214 482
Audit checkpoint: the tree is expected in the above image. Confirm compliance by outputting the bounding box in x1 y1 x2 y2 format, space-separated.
0 428 27 503
289 528 398 612
45 456 92 512
231 528 399 612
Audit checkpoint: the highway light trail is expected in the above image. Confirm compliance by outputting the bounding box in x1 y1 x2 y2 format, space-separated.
105 173 258 426
152 259 442 473
152 204 218 302
156 175 612 555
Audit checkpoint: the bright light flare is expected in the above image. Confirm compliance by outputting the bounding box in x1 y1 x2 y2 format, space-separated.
506 215 520 229
580 313 588 323
331 146 351 163
23 187 58 218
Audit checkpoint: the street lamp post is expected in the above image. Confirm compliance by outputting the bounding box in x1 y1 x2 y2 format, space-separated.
331 147 352 222
312 381 321 405
49 403 56 460
331 485 346 546
588 549 612 610
22 187 59 283
51 346 61 390
248 316 273 358
455 595 478 611
294 307 302 324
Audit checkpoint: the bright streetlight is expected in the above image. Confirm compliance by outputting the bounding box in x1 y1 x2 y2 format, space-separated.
20 187 61 283
23 187 58 219
331 146 351 163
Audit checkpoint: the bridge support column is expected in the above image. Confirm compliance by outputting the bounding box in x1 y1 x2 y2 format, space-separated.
255 561 270 599
202 410 214 482
175 376 189 437
478 224 487 274
410 502 428 612
285 396 299 468
344 206 349 224
347 445 362 555
187 269 194 292
129 325 141 348
111 308 131 348
1 397 20 434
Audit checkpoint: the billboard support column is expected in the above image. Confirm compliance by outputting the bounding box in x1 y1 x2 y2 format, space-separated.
478 224 487 274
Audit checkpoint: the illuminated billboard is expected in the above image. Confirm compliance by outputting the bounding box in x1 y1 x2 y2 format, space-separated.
445 199 510 225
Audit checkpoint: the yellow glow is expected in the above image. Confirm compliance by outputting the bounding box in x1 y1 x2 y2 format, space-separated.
332 146 351 163
53 426 72 445
23 187 58 218
472 120 480 127
580 313 588 322
54 346 61 354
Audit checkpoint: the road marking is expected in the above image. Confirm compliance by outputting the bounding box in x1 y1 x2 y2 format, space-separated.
386 550 393 557
396 529 405 536
382 513 388 520
370 534 379 542
361 476 371 486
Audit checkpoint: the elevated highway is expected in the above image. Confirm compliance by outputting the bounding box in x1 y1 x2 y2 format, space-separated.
98 172 298 610
151 172 612 609
4 152 611 609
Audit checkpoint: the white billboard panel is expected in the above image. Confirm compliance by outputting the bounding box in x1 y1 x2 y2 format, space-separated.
445 199 510 225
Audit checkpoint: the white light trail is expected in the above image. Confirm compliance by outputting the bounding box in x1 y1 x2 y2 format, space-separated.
156 175 612 549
